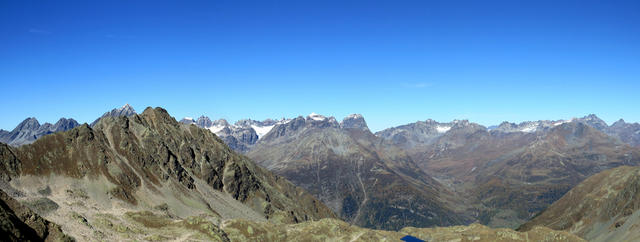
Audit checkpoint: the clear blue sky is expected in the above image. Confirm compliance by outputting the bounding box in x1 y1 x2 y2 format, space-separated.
1 0 639 132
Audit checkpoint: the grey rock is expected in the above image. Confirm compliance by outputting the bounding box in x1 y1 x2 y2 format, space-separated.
0 117 80 146
90 104 137 126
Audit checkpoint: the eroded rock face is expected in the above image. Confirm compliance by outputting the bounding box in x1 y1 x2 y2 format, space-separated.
0 189 73 242
519 166 640 242
221 218 585 242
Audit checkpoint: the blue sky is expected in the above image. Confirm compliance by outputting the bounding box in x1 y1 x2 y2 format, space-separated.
1 0 639 132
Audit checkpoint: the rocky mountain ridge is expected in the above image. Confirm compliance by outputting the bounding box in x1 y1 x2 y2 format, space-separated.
179 115 292 153
0 117 79 147
0 107 335 240
90 104 137 127
248 113 473 230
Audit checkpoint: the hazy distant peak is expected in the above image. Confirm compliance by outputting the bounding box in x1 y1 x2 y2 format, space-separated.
340 113 369 131
16 117 40 131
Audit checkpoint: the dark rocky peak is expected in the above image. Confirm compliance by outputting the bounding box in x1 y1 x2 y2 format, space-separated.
195 115 213 128
15 117 40 131
340 114 370 131
52 118 80 131
140 107 173 121
136 107 178 129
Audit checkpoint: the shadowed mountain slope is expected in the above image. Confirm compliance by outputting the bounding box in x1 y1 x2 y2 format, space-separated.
519 166 640 241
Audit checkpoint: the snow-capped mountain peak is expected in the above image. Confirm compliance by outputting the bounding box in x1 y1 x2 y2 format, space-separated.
308 112 327 121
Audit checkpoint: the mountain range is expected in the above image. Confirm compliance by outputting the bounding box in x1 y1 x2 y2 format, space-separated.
179 116 290 153
0 118 79 147
0 107 334 241
2 104 640 240
248 113 472 229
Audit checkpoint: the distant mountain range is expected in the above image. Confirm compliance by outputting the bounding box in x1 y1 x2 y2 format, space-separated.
2 104 640 233
376 116 640 228
0 117 79 146
3 104 636 240
179 116 290 153
248 113 471 229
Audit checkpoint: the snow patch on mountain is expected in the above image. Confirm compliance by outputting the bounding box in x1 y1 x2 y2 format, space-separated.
252 124 275 138
436 125 452 133
207 125 227 134
309 112 327 121
553 120 570 126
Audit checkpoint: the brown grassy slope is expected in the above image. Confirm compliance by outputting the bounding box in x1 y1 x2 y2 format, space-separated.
519 166 640 241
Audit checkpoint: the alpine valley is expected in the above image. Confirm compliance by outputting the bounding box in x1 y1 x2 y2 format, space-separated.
2 104 639 241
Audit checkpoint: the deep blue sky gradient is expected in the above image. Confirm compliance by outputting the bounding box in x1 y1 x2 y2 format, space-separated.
1 0 639 131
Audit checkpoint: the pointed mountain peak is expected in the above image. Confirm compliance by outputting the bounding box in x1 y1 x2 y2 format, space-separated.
53 118 79 130
138 107 175 125
15 117 40 131
120 103 135 111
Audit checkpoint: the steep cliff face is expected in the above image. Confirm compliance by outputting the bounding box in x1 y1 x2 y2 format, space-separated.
0 107 335 240
519 166 640 242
